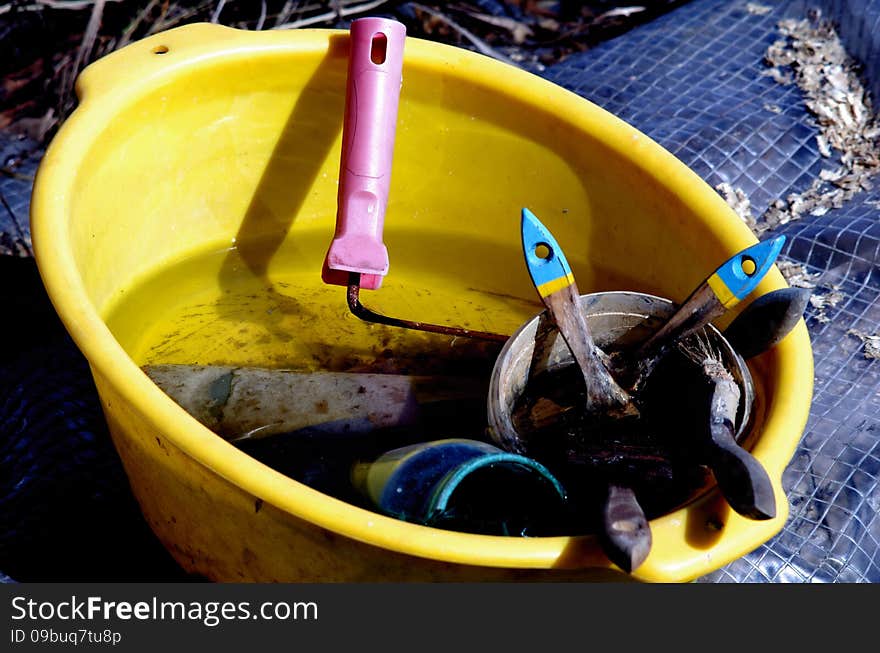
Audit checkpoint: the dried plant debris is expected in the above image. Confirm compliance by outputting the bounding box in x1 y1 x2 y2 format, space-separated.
847 329 880 360
746 3 773 16
808 285 844 323
716 182 758 230
777 260 819 289
775 260 846 323
0 2 684 144
0 232 31 257
751 15 880 234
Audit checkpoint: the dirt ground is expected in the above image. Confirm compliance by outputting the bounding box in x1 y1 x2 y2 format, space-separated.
0 1 687 146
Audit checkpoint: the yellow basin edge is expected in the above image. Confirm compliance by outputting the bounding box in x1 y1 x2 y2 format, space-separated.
30 23 814 582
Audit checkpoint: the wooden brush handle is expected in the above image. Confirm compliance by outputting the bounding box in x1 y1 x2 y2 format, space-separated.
706 375 776 520
599 484 652 573
544 284 632 412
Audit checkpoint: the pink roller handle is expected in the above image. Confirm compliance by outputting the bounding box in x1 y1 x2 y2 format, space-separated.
322 17 406 290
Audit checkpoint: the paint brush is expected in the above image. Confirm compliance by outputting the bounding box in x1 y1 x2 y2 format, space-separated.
678 334 776 520
520 208 632 414
521 208 650 572
620 236 787 392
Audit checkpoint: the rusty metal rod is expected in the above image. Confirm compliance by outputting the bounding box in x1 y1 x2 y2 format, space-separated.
346 273 510 343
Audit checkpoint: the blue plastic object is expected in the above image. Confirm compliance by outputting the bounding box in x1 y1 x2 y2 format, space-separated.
520 208 575 298
708 236 786 308
352 438 568 536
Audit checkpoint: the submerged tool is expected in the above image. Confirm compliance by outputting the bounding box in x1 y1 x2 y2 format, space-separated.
321 17 506 343
520 207 650 572
143 365 488 442
621 235 787 391
352 438 568 535
345 275 508 342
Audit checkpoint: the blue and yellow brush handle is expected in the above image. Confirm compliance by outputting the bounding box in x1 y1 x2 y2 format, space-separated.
634 235 787 366
521 208 633 411
706 236 786 309
521 208 577 298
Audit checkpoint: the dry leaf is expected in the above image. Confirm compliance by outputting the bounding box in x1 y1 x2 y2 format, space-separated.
747 3 773 15
753 18 880 234
847 329 880 359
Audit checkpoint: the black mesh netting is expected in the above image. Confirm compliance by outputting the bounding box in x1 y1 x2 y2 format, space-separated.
544 0 880 582
1 0 878 582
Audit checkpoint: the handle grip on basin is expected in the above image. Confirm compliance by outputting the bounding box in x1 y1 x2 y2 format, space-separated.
322 17 406 290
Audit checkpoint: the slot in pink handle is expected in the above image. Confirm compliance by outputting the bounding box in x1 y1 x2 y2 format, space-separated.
322 17 406 290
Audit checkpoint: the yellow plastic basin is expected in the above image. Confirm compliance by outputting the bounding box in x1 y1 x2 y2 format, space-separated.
30 23 813 582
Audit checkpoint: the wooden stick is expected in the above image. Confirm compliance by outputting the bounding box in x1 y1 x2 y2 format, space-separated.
143 364 488 442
